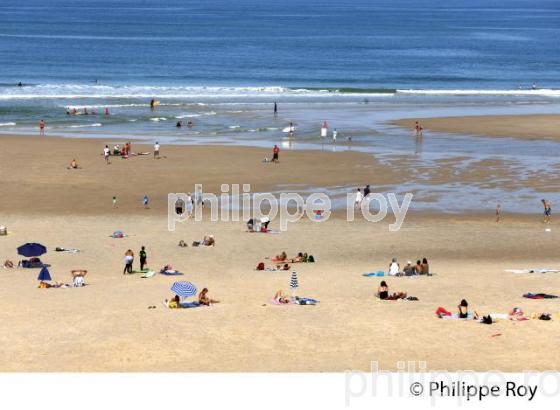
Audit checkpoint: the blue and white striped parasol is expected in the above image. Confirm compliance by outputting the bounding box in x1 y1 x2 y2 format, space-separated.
171 281 197 298
290 271 298 289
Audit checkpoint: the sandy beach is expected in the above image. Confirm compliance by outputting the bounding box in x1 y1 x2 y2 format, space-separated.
392 114 560 141
1 132 559 372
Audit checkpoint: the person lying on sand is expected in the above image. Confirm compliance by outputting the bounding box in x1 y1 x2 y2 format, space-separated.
273 290 291 304
3 260 14 269
377 281 407 300
198 288 219 306
178 240 188 247
436 299 479 319
272 251 288 263
166 295 181 309
192 235 215 247
291 252 306 263
38 281 68 289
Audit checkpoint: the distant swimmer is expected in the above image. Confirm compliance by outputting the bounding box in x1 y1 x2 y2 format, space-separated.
150 99 156 111
39 119 45 136
321 121 328 138
414 121 423 137
187 120 193 128
176 120 183 128
83 107 88 115
105 108 110 116
274 101 278 116
17 82 23 87
532 82 537 90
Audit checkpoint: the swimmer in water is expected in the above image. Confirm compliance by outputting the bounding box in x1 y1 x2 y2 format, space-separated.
176 120 183 128
150 99 156 111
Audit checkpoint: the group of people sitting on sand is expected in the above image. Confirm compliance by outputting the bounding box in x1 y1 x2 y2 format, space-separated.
165 287 219 309
246 217 271 233
388 257 430 276
38 270 87 289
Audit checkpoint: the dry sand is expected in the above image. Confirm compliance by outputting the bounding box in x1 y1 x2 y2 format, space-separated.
392 114 560 141
0 134 559 372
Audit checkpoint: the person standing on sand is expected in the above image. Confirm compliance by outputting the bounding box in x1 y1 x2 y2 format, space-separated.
104 145 111 164
39 119 45 136
143 195 149 209
332 128 337 143
112 196 118 208
123 250 134 275
542 199 551 223
272 144 280 163
154 141 160 159
496 202 502 223
355 188 363 209
274 102 278 117
364 184 371 199
139 246 147 270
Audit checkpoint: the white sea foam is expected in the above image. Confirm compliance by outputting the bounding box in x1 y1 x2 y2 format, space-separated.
0 122 16 126
150 117 167 121
397 88 560 97
68 123 102 128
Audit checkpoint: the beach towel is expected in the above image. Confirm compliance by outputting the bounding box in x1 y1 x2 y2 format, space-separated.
294 297 319 305
160 270 183 276
55 247 80 253
179 301 201 309
506 268 560 274
363 271 384 277
141 270 156 278
523 293 559 299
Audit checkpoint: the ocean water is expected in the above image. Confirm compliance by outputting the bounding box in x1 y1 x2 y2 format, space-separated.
1 0 559 213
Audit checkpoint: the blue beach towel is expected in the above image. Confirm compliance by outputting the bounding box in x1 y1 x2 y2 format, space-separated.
362 271 384 277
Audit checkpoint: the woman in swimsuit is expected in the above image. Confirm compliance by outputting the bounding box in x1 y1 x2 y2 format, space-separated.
378 281 407 300
273 290 290 304
198 288 220 306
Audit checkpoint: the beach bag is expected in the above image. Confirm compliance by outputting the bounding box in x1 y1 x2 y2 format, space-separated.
256 262 265 271
307 255 315 263
482 315 493 325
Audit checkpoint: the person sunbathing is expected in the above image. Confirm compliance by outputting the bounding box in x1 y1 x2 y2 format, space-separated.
415 260 423 275
458 299 479 319
3 260 14 269
273 290 291 304
67 159 80 169
193 235 215 247
166 295 181 309
388 257 401 276
198 288 220 306
377 281 407 300
291 252 305 263
421 258 430 275
274 263 291 271
272 251 288 263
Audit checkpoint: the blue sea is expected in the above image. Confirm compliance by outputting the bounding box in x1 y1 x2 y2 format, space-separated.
1 0 559 212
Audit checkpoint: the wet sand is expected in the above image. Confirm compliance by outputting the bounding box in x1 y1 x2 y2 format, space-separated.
392 114 560 141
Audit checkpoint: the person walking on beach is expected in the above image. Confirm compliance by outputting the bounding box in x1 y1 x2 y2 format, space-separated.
123 250 134 275
39 119 45 136
154 141 160 159
542 199 551 223
139 246 147 270
143 195 149 209
496 202 502 223
332 128 338 143
272 144 280 163
355 188 363 209
364 184 371 199
112 196 118 209
103 145 111 164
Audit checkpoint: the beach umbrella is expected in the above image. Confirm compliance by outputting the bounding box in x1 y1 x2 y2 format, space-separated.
290 271 299 297
37 266 52 282
171 281 197 298
17 243 47 257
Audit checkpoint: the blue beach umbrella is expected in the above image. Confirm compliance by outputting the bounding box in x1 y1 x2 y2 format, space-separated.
17 243 47 257
37 266 52 282
171 281 197 298
290 271 299 296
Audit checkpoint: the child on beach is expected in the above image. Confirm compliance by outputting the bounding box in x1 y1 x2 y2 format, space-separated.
139 246 147 270
542 199 551 223
104 145 111 164
154 141 160 159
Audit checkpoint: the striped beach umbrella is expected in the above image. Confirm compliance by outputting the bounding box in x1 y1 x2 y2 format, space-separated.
290 271 299 296
171 281 197 298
